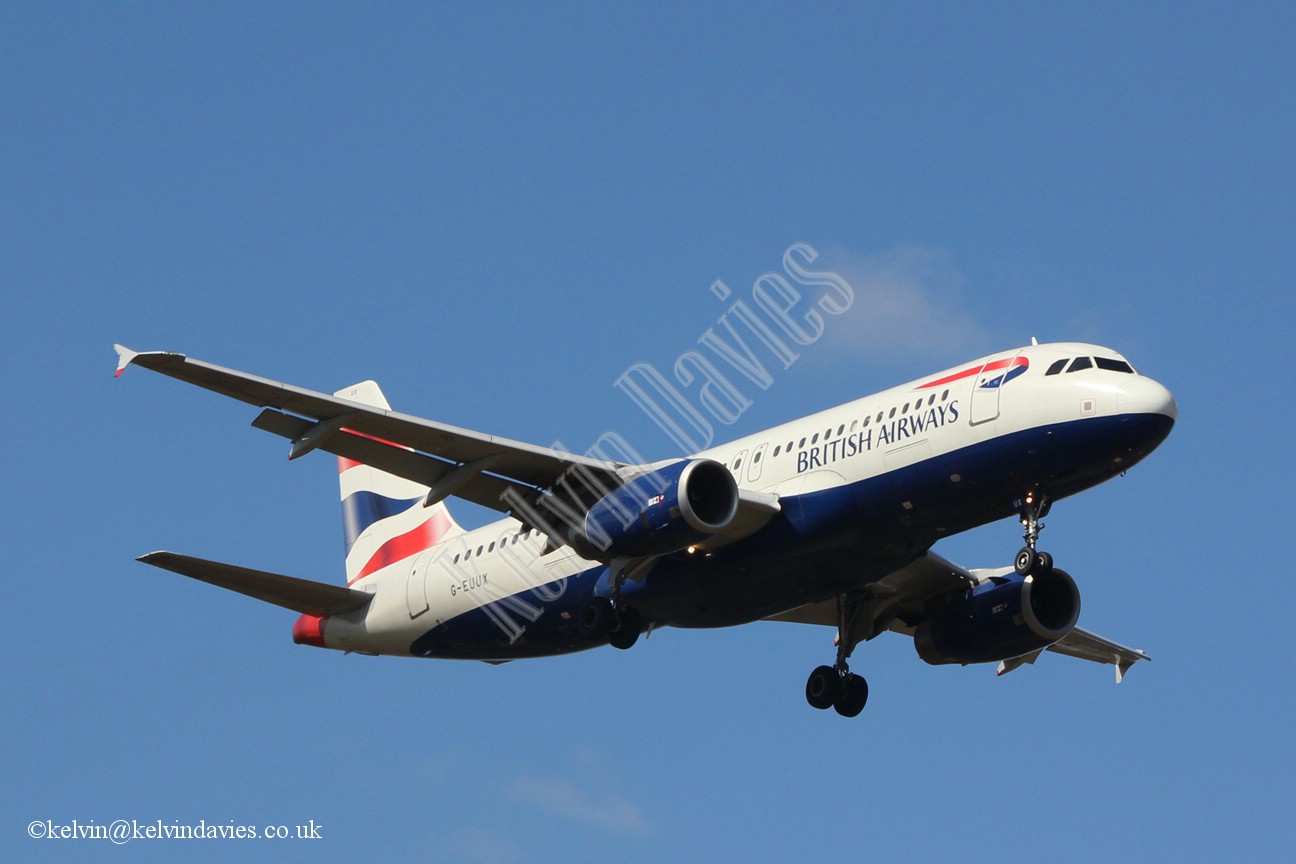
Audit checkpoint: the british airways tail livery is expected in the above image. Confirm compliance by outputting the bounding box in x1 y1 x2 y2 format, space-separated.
116 341 1176 717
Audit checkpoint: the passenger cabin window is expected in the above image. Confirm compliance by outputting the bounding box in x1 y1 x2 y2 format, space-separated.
1067 357 1093 372
1045 359 1068 375
1095 357 1135 373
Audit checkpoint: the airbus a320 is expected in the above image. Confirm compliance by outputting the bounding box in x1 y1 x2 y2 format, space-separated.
115 340 1175 717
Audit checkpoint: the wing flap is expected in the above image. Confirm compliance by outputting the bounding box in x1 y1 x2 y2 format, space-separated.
138 551 373 617
250 409 532 513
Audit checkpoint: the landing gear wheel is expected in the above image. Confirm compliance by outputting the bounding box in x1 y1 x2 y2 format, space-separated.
1014 493 1058 576
607 608 642 650
805 665 842 710
834 673 869 718
576 598 614 640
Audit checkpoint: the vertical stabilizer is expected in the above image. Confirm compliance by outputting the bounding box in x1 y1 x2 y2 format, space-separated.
333 381 463 585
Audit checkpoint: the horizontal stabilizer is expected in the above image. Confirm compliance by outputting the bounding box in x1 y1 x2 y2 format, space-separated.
138 551 373 616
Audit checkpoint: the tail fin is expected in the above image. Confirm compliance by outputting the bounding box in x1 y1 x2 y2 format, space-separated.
334 381 463 585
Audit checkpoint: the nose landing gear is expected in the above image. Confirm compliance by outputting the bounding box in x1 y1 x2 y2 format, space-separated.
1014 492 1054 576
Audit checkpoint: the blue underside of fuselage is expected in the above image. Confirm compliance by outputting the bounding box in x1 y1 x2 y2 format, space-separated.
408 411 1173 662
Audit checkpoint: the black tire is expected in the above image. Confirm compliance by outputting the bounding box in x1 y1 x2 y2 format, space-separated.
577 598 614 640
608 608 642 650
1014 547 1036 576
805 665 842 710
834 673 869 717
1034 551 1054 574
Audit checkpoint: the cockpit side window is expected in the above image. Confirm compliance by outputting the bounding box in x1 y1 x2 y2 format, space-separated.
1095 357 1135 373
1045 359 1068 376
1067 357 1093 372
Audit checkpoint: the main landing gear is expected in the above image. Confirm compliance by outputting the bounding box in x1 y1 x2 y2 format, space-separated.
804 593 870 718
1014 492 1054 576
577 597 643 649
577 573 643 652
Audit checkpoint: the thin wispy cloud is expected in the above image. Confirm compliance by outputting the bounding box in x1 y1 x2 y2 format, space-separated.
507 773 650 836
817 244 996 365
454 827 523 864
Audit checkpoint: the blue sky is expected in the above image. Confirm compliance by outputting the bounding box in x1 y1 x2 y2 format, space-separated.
4 3 1293 862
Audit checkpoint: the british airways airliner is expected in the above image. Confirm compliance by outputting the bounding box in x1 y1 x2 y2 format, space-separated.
115 340 1175 717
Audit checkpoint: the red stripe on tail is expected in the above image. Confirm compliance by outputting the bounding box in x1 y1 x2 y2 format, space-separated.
350 510 451 584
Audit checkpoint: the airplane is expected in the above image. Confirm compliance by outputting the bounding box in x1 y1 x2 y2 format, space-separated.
114 340 1176 717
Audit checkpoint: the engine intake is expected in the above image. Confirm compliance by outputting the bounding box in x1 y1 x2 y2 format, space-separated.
914 568 1081 665
583 459 739 557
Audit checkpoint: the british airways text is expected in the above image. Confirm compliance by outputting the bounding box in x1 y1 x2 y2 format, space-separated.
796 400 960 473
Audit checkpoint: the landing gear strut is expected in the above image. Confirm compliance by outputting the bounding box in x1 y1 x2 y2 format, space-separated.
804 593 870 717
1013 492 1054 576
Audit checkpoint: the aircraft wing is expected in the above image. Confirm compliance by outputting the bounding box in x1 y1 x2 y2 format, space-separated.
1035 627 1149 683
114 345 628 514
116 345 783 559
766 551 1150 682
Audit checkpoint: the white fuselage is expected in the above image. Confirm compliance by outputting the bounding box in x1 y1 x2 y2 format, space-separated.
318 341 1176 659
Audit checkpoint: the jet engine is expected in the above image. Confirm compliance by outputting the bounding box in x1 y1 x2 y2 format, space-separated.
583 459 739 557
913 568 1080 665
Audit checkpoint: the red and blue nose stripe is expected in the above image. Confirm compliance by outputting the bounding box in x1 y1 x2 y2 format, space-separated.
917 356 1029 390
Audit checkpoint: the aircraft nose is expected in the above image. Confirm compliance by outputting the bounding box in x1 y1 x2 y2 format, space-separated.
1119 375 1178 421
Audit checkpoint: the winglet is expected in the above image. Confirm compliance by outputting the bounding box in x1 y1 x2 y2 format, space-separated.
113 344 138 377
1114 652 1146 684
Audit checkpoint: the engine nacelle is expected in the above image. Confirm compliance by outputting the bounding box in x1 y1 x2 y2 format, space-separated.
913 568 1081 665
583 459 739 557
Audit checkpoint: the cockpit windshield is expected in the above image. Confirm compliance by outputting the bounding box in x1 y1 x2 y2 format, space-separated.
1044 355 1136 375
